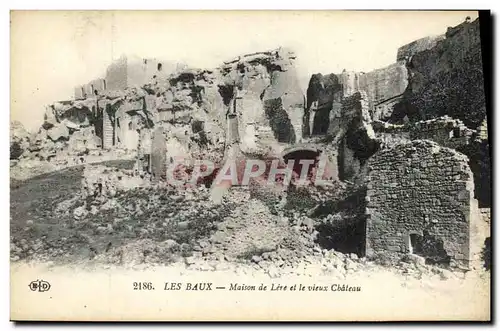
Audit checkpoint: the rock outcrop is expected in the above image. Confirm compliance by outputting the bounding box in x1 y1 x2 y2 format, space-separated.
304 17 490 206
306 61 409 138
219 47 305 154
10 121 30 160
365 140 486 269
306 18 484 131
395 19 486 129
11 47 308 184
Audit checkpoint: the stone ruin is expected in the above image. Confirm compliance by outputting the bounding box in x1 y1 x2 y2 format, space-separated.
10 17 490 270
365 140 487 269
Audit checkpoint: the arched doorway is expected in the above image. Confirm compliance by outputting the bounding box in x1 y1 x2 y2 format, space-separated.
282 147 321 179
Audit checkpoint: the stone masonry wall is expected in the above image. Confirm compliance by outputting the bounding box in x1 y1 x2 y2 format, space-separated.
372 116 475 150
365 140 476 269
104 56 129 92
409 116 474 149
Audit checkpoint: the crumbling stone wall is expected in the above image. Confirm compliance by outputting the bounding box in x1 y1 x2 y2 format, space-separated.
356 62 409 116
112 99 145 150
105 55 166 91
81 164 151 202
409 116 474 149
372 115 490 208
336 92 379 181
10 121 30 160
74 86 85 100
306 18 485 132
73 56 173 99
306 62 409 134
365 140 478 269
89 78 106 95
372 116 475 150
458 138 491 208
105 56 129 91
371 121 411 149
220 47 304 152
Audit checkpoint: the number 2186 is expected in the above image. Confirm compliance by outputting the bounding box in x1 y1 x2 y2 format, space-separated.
133 282 154 290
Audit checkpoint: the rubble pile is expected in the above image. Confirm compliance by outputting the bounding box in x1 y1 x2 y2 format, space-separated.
81 164 152 201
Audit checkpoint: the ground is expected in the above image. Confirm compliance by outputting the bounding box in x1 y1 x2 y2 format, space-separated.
10 159 304 267
9 159 492 321
10 159 490 284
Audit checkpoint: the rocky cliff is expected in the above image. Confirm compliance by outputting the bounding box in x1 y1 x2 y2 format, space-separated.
304 17 489 206
395 19 486 129
306 18 485 133
396 18 490 206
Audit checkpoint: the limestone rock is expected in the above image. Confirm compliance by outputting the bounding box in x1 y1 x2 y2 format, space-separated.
73 206 88 220
10 121 30 160
47 123 70 142
42 106 58 129
398 19 485 129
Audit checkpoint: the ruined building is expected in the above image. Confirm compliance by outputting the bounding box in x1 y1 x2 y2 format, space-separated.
303 17 489 268
18 18 490 269
365 140 485 269
306 18 489 201
74 55 177 99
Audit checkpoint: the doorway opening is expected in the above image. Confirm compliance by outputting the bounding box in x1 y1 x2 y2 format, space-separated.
409 233 424 255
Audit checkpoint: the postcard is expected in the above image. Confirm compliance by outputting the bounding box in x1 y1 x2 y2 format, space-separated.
10 10 491 321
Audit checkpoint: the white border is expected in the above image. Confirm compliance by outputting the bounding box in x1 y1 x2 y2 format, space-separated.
2 1 498 329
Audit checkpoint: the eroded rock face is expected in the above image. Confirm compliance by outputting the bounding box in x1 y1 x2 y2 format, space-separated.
305 63 409 137
10 121 30 160
336 92 380 182
220 47 305 154
47 123 70 142
306 73 343 136
396 19 486 129
396 35 446 62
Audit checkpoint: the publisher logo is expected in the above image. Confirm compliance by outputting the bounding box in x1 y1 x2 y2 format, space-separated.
28 280 51 292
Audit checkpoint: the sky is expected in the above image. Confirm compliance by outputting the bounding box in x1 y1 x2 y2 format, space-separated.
10 10 479 132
